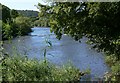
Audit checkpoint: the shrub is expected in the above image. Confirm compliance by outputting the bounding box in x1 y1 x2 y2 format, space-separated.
2 22 13 40
14 16 32 36
2 54 85 81
104 54 120 81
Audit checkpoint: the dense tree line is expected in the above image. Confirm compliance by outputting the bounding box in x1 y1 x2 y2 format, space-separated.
17 10 50 27
38 2 120 81
0 3 51 40
17 10 38 17
0 3 32 40
16 10 50 27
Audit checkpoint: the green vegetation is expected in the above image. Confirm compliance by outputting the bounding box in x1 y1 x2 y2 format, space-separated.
1 1 120 81
17 10 38 17
14 16 32 36
34 17 50 27
0 3 32 40
38 2 120 81
16 10 49 27
1 33 87 81
0 3 11 23
0 20 2 40
11 9 19 18
1 39 86 81
2 54 85 81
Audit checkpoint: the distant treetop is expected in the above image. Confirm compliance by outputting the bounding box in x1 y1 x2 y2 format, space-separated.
17 10 39 17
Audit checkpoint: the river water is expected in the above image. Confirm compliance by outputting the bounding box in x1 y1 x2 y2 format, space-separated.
3 27 110 81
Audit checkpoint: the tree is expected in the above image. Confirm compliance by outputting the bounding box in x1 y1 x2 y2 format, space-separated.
0 3 11 23
38 2 120 57
38 2 120 81
11 9 19 18
1 3 33 40
14 16 32 35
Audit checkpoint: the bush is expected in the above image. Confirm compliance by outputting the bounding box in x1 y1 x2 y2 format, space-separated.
2 16 32 40
105 54 117 67
2 22 13 40
14 16 32 36
104 54 120 81
2 54 85 81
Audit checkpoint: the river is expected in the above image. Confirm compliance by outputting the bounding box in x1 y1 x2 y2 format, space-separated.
3 27 110 81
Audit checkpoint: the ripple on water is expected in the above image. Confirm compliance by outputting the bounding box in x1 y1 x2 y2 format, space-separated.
3 27 110 81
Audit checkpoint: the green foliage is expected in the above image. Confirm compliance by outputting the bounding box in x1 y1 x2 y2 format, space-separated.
0 3 11 23
14 16 32 36
104 63 120 81
0 20 2 40
105 54 120 81
10 9 19 18
0 4 32 40
0 41 2 81
2 22 13 40
34 20 41 26
1 36 86 81
34 18 50 27
105 54 117 67
111 62 120 76
2 16 32 40
17 10 38 17
38 2 120 81
2 54 84 81
0 4 2 21
38 2 120 55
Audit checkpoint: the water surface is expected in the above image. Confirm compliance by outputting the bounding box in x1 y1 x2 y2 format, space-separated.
3 27 110 80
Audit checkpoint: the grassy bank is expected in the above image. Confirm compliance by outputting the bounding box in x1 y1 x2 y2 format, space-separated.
1 53 86 81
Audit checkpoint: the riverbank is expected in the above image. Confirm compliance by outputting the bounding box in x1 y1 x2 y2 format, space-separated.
3 27 110 81
2 52 86 81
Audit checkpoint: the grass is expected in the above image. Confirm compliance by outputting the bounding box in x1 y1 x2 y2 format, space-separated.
2 53 86 81
0 36 88 82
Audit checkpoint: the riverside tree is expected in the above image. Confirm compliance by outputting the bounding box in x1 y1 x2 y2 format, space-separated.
1 4 32 40
37 2 120 81
0 3 11 23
